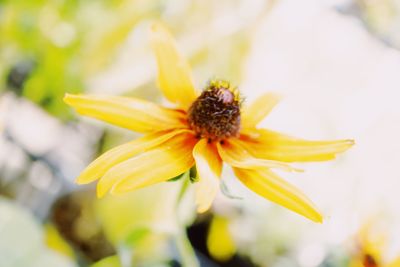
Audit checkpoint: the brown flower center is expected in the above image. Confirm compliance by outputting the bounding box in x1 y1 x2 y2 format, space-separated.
363 254 379 267
187 80 241 141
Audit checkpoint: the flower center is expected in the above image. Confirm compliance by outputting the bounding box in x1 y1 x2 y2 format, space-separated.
187 80 241 141
363 254 378 267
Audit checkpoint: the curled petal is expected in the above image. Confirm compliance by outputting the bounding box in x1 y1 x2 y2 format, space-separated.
193 139 222 213
151 23 197 109
97 132 197 197
233 168 323 223
64 94 185 133
241 129 355 162
217 139 301 172
241 93 281 129
76 129 190 185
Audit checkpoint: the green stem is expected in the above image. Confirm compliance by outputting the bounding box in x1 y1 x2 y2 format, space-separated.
175 173 200 267
176 172 191 205
175 228 199 267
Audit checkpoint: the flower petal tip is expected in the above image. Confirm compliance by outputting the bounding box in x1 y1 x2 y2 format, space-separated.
197 206 210 214
96 182 109 198
314 214 324 224
63 93 80 106
298 208 324 223
63 93 72 103
338 139 355 154
307 208 324 223
346 139 355 147
75 174 94 185
303 210 324 224
74 178 87 185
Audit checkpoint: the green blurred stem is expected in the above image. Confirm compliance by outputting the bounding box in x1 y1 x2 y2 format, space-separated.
175 173 200 267
176 171 191 204
176 228 199 267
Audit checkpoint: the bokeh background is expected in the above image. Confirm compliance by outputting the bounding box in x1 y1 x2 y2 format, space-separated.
1 0 400 266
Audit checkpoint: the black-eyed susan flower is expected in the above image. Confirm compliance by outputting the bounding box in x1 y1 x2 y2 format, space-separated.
349 220 400 267
64 23 354 223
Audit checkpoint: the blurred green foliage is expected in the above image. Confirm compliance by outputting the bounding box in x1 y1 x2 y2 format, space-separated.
0 0 159 118
1 0 84 118
0 0 258 119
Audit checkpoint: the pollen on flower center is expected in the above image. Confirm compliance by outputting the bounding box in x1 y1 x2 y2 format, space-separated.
187 80 241 141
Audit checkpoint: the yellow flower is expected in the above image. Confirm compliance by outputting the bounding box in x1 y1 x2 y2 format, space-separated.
350 221 400 267
64 23 353 223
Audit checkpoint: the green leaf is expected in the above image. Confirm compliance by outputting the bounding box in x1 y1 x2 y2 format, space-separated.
189 167 198 183
167 172 186 182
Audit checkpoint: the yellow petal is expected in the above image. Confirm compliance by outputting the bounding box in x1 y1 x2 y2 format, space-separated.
97 132 197 197
241 129 355 162
64 94 185 133
241 93 282 128
233 168 323 223
150 23 197 109
387 258 400 267
76 129 189 185
193 139 222 213
44 224 74 259
217 139 301 172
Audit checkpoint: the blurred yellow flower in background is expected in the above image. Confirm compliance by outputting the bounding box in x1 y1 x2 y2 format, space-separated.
64 22 354 223
350 220 400 267
207 216 236 262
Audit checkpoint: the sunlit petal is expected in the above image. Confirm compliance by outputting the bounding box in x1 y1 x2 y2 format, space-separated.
64 94 185 133
151 23 197 109
241 93 281 128
97 132 197 197
233 168 323 223
76 129 190 185
217 139 301 172
193 139 222 213
240 128 354 162
387 258 400 267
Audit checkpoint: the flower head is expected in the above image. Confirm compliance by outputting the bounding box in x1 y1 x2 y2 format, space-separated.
350 220 400 267
188 80 241 141
64 23 354 223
